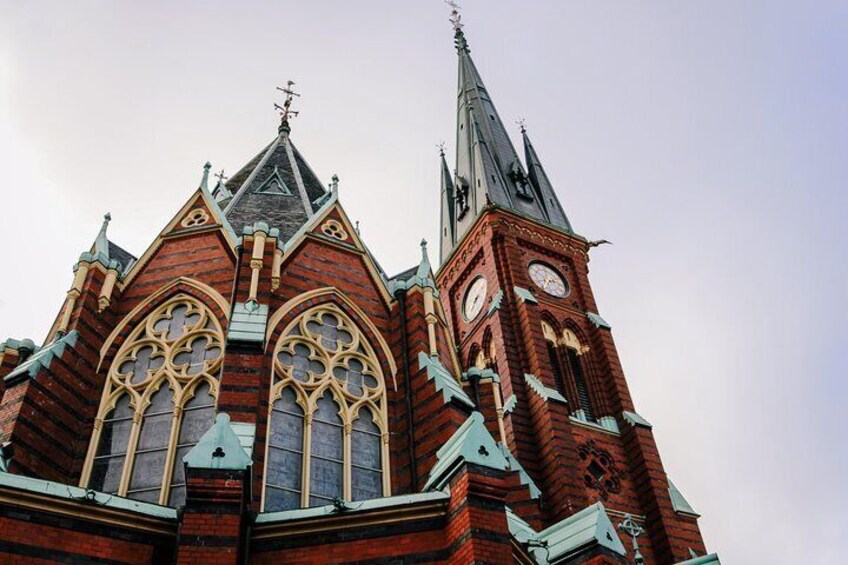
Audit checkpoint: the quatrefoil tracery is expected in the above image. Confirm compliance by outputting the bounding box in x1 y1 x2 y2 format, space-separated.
110 298 224 397
273 307 383 408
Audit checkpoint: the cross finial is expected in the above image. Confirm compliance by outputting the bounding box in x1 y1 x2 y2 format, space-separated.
275 80 301 133
437 141 446 157
215 169 228 184
618 515 645 565
446 1 463 33
517 118 527 133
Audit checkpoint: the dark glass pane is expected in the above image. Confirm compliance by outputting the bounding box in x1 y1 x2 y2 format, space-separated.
90 395 133 492
351 469 382 502
136 387 174 450
351 408 382 501
169 485 185 507
267 447 302 490
269 390 303 450
309 393 343 505
265 485 300 512
90 456 124 494
178 384 215 445
169 445 192 492
278 343 324 382
173 336 220 375
547 342 566 397
129 448 168 491
128 487 160 504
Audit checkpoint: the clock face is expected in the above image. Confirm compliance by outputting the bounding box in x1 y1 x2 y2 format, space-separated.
528 262 569 298
463 276 488 321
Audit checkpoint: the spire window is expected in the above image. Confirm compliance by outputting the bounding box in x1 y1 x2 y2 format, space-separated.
264 304 389 512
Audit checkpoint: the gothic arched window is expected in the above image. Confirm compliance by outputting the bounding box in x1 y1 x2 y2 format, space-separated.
83 296 224 506
264 304 389 512
542 321 596 421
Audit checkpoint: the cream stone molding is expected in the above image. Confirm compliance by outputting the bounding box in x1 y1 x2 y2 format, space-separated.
492 379 507 445
98 277 230 372
423 288 439 356
266 287 397 383
98 268 119 312
261 302 391 511
119 188 237 290
320 219 349 241
81 295 224 505
271 248 283 291
279 201 394 309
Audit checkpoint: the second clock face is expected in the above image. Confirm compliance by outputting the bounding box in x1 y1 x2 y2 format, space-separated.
463 276 488 321
528 262 568 298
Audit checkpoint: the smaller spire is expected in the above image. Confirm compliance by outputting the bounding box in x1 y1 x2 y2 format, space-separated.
416 238 434 281
199 161 212 191
94 213 111 257
275 80 300 134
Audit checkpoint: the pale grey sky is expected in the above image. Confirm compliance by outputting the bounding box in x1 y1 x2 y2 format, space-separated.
1 2 846 562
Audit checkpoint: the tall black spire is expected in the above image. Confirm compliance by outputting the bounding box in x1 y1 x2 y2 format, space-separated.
439 6 573 263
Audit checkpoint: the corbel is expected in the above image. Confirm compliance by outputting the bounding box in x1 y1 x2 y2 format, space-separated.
271 247 283 291
491 379 507 445
423 287 439 356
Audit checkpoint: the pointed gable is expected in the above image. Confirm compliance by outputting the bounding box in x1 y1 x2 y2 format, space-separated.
224 129 327 241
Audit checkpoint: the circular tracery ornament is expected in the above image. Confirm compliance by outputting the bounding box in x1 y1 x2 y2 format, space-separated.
321 220 348 241
180 208 210 228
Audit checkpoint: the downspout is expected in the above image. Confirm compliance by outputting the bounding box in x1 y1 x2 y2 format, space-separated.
397 289 419 492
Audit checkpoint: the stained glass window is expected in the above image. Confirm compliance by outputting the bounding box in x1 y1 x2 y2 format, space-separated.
265 304 387 510
265 388 304 512
85 296 224 506
90 395 134 493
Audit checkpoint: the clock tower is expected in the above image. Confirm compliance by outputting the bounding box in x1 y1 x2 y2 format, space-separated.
435 17 709 565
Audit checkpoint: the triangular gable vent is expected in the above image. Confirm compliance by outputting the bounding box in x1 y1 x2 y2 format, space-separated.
256 167 292 195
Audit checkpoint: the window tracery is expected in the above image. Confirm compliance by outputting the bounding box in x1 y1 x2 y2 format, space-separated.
83 296 224 506
264 304 389 512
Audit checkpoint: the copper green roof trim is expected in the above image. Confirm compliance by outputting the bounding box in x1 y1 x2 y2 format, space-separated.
514 286 538 304
228 302 269 345
668 479 700 517
524 373 566 404
4 330 78 386
502 394 517 414
622 410 653 429
256 489 450 524
486 290 504 316
423 411 510 491
586 311 612 330
675 553 721 565
497 443 541 499
0 468 177 520
184 413 252 471
417 352 474 408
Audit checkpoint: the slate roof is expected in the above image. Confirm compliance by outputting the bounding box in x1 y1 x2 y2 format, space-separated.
108 241 137 274
223 131 327 240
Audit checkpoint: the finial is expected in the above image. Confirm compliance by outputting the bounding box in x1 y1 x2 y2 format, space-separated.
618 515 645 565
94 212 112 256
215 169 228 184
437 141 446 157
330 174 339 193
199 162 212 191
420 238 428 253
517 118 527 133
446 0 469 51
355 221 360 235
275 80 300 134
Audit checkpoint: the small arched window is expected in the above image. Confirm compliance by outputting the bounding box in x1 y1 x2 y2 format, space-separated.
264 304 389 511
562 328 595 421
83 296 223 506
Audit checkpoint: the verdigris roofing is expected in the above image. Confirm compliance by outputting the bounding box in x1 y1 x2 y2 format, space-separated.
223 130 327 241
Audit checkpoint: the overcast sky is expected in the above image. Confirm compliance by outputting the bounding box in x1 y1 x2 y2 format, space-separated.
1 1 846 562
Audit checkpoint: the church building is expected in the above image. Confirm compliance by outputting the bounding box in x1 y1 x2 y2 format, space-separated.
0 11 719 565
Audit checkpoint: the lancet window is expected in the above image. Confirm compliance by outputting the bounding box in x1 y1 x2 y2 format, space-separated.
542 321 596 421
264 304 389 512
83 296 224 506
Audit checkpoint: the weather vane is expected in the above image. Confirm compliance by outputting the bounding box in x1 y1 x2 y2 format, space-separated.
516 117 527 133
446 0 463 33
618 514 645 565
214 169 228 184
437 141 446 156
275 80 301 130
